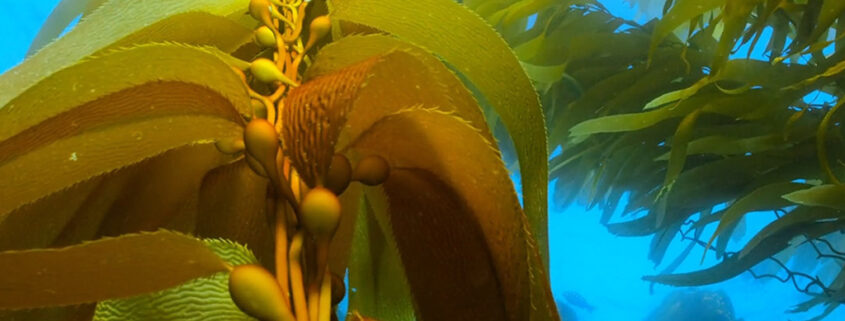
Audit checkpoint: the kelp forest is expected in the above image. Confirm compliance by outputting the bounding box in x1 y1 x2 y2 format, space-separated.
0 0 844 321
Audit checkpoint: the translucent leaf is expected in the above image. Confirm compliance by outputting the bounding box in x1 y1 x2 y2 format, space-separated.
643 77 710 110
0 44 249 218
571 90 778 137
0 0 253 110
649 0 724 65
782 184 845 210
27 0 108 55
328 0 550 261
0 230 229 309
346 188 416 320
808 1 845 48
703 182 808 256
1 43 251 142
498 0 566 26
93 238 258 321
739 206 841 259
328 184 364 278
656 108 701 226
521 62 569 86
653 134 795 160
711 0 758 73
645 218 845 286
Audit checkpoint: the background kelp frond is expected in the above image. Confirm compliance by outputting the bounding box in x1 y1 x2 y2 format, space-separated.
467 0 845 319
0 0 557 321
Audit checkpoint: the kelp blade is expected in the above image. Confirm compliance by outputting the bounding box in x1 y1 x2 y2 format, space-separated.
0 43 250 218
345 108 558 321
0 230 228 309
328 0 550 263
0 0 252 109
93 238 258 321
285 52 557 319
346 189 416 320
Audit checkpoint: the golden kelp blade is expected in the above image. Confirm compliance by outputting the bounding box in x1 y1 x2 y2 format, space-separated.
345 108 558 321
0 43 250 142
0 44 251 218
0 83 244 218
282 56 377 187
196 162 275 267
327 0 550 261
285 49 557 319
93 238 259 321
0 144 228 252
303 34 493 143
0 230 228 309
284 49 492 186
0 0 252 109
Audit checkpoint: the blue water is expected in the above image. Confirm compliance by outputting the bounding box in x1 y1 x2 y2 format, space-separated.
2 1 844 321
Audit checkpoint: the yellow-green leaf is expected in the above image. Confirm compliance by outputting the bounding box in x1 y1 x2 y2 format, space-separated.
1 43 250 142
782 184 845 210
649 0 724 66
27 0 108 55
702 182 808 258
346 188 416 320
656 108 701 227
0 230 229 309
0 0 253 110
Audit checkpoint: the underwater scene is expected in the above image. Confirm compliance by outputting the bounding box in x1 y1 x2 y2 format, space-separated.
2 0 845 320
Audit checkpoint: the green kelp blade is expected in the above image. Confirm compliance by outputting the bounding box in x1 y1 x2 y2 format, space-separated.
0 230 229 309
93 238 259 321
782 184 845 210
328 0 550 265
27 0 108 56
1 0 253 110
701 182 808 260
645 219 845 286
648 0 724 66
346 188 416 321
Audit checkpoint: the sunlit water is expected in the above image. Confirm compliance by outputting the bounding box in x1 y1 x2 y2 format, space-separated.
2 1 844 320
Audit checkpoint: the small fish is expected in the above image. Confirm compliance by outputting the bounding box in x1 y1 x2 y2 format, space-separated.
562 290 596 312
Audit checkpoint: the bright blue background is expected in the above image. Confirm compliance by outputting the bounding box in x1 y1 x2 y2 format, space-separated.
1 1 843 320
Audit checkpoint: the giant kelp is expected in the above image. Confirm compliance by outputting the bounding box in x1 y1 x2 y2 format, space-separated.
467 0 845 319
0 0 557 320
